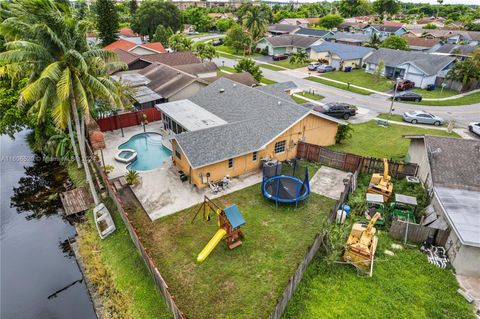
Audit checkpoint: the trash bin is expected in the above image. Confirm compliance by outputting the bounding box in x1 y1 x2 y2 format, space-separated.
344 66 352 72
426 84 436 91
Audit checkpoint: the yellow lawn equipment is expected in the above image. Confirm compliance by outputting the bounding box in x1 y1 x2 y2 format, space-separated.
367 158 393 202
342 212 381 276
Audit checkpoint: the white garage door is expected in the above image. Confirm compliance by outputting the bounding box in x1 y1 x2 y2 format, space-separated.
331 59 341 70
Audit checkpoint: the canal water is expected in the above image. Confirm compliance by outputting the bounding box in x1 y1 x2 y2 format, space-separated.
1 131 97 319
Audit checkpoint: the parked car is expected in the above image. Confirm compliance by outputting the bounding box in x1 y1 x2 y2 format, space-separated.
468 122 480 136
402 110 444 126
316 102 357 120
308 62 323 71
212 38 223 46
317 65 335 73
272 54 288 61
394 80 415 91
392 91 422 102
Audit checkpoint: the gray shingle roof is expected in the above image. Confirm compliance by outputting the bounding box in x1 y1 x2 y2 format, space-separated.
141 51 200 66
331 32 376 42
203 72 259 87
174 62 219 76
364 24 405 33
309 42 374 60
255 81 297 102
364 48 456 75
264 35 320 48
294 28 333 38
268 24 300 34
173 78 340 168
433 44 477 55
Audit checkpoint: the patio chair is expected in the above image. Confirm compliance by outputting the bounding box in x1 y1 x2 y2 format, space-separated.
209 181 220 194
221 175 230 189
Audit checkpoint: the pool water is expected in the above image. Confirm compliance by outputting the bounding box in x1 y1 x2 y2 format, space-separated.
119 133 172 171
118 150 134 159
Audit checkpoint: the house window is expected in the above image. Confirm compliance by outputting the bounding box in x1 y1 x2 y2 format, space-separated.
274 140 286 154
228 158 233 168
175 148 181 159
252 151 258 161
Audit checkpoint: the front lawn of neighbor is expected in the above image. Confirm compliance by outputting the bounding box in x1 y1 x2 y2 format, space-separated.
292 95 309 104
319 69 394 93
413 91 480 106
298 91 324 100
219 65 237 73
215 44 261 57
258 62 285 71
272 59 309 69
377 113 405 122
307 76 372 95
260 77 277 85
329 120 460 160
284 233 475 319
412 87 458 99
126 184 334 319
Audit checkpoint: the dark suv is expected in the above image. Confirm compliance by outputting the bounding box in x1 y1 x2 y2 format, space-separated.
315 102 357 120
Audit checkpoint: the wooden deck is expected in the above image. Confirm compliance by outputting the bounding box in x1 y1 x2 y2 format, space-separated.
60 187 94 216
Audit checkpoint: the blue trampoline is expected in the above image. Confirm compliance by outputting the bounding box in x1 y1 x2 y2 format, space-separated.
262 167 310 205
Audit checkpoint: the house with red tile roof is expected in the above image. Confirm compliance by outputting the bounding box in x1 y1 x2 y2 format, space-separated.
104 39 166 55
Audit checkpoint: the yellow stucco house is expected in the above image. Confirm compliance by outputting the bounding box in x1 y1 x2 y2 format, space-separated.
156 78 343 189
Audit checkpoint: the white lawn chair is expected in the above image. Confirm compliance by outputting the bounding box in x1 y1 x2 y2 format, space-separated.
209 181 220 194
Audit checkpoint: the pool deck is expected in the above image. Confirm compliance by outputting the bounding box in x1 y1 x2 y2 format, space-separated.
101 123 262 220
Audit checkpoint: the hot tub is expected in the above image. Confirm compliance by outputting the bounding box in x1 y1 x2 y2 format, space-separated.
114 149 137 164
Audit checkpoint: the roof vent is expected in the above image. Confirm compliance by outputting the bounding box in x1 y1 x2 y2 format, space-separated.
233 83 237 87
278 101 282 105
219 88 225 93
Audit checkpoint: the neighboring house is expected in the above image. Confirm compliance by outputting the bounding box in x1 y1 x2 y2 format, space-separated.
331 31 385 46
403 37 442 52
405 135 480 277
383 21 406 28
363 24 408 37
416 16 445 28
337 22 365 32
104 39 166 55
430 44 478 59
174 62 219 78
156 77 343 188
117 27 143 44
113 50 201 71
407 29 480 45
203 72 259 87
293 28 334 40
267 24 300 36
364 48 456 89
278 18 320 28
344 16 375 24
256 35 323 55
308 42 374 70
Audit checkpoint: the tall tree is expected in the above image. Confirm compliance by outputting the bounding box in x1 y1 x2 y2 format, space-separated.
234 58 262 81
0 0 127 204
167 33 193 52
131 0 182 40
224 23 251 54
152 24 173 44
373 0 400 16
183 7 212 33
380 35 409 50
447 48 480 85
339 0 372 18
319 14 344 29
215 17 234 33
95 0 119 46
129 0 138 15
243 5 269 43
365 33 382 49
194 42 218 62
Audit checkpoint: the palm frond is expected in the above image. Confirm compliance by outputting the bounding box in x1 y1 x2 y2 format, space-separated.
56 67 71 102
72 73 89 115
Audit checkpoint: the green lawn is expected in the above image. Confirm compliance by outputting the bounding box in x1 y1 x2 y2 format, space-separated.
329 120 460 160
219 65 237 73
319 69 394 93
272 59 309 69
307 76 372 95
217 51 239 60
413 91 480 106
258 63 285 71
284 233 475 319
412 87 458 99
292 95 310 104
260 77 277 85
298 91 324 100
215 44 261 57
217 71 227 76
377 113 407 122
126 184 334 319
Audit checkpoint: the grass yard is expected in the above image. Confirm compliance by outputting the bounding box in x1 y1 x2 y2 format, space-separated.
319 69 394 93
307 76 372 95
413 91 480 106
258 63 285 71
126 184 335 319
284 233 475 319
412 87 458 99
292 95 310 104
272 59 309 69
298 90 324 100
260 77 277 85
219 65 237 73
377 113 404 122
329 120 460 160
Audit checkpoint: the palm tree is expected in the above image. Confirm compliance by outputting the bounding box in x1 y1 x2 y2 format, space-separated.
0 0 126 204
243 6 268 43
289 51 309 65
365 33 382 49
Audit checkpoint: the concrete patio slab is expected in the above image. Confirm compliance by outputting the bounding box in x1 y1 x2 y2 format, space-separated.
456 274 480 315
310 166 351 200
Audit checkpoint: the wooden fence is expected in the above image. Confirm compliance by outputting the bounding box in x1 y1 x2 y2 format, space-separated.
389 220 449 246
88 147 185 319
96 108 161 132
296 142 418 179
269 171 356 319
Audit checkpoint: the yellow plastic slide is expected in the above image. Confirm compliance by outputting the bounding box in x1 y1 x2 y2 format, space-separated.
197 228 227 263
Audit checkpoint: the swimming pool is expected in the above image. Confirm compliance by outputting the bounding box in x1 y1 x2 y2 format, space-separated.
118 133 172 171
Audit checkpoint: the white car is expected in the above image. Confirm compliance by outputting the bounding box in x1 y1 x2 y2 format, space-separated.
469 122 480 136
